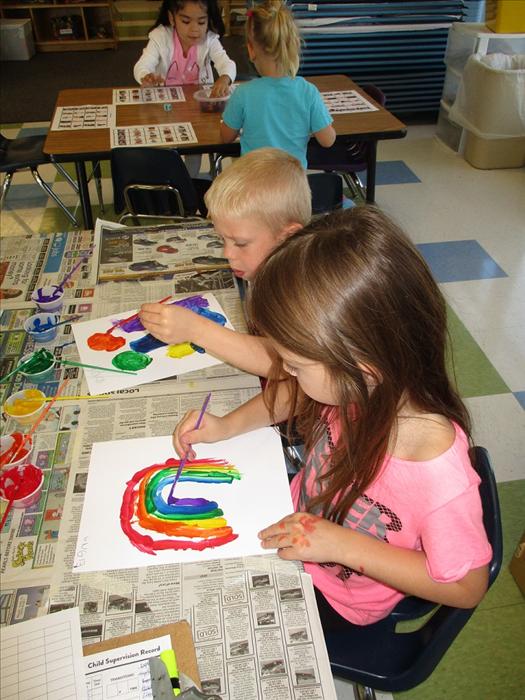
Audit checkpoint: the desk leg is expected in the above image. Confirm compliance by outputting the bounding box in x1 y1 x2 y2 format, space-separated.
366 141 377 204
75 161 93 230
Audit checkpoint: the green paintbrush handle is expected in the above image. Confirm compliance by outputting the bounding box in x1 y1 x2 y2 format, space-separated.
56 359 137 376
0 358 34 384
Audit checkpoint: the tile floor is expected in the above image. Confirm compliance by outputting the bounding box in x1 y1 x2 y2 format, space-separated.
1 121 524 699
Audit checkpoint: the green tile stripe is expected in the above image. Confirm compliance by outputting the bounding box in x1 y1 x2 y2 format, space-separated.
446 305 509 398
393 479 525 700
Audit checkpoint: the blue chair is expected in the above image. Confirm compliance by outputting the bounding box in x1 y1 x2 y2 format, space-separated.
307 84 386 201
317 445 503 698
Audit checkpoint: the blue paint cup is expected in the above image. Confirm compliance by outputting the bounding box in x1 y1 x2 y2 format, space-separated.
24 313 61 343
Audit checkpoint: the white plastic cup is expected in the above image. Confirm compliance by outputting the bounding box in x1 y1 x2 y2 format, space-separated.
31 285 64 313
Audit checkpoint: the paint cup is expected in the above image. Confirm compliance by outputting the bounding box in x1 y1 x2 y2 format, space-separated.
0 464 44 509
31 285 64 313
24 313 60 343
0 433 33 473
18 350 57 383
3 389 46 426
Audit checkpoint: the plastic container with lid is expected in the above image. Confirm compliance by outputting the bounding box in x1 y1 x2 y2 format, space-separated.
194 87 231 113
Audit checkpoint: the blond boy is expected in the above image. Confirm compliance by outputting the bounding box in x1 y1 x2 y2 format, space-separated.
139 147 311 377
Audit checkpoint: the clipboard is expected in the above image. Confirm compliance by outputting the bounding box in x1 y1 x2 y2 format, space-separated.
82 620 200 690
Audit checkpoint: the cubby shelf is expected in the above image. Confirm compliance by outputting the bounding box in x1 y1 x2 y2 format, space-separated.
0 0 117 51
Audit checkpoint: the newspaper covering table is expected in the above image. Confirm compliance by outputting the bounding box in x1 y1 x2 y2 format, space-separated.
95 219 229 282
0 230 97 308
1 222 338 699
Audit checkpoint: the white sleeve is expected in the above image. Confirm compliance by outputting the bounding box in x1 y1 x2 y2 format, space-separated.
133 33 163 84
208 34 237 83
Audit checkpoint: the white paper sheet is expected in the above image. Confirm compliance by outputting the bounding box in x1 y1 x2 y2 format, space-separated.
71 293 234 394
73 429 293 572
113 86 185 104
0 607 87 700
110 122 197 148
84 635 172 700
321 89 379 114
51 105 115 130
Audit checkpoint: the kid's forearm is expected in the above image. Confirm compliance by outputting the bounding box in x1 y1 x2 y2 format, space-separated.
222 381 294 438
339 528 489 609
190 316 274 376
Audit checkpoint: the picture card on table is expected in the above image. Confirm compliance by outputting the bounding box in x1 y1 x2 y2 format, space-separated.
73 429 293 572
113 86 185 104
321 90 379 114
71 293 232 394
111 122 197 148
51 105 115 131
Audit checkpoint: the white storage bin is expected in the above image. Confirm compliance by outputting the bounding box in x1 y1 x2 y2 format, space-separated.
449 53 525 168
445 22 525 73
435 100 464 152
442 65 462 105
0 18 35 61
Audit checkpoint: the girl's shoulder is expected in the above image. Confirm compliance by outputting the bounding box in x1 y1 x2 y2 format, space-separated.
392 413 460 463
148 24 171 41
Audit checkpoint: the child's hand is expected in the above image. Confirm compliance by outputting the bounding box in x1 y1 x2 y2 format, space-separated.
173 410 230 458
139 303 198 345
210 75 231 97
258 512 343 563
141 73 163 86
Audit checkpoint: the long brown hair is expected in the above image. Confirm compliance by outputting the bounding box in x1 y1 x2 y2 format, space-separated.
249 207 471 524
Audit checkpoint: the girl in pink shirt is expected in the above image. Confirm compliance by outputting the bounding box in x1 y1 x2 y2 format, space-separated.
173 207 492 625
134 0 236 95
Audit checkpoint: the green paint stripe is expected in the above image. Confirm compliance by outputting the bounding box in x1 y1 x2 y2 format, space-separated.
446 305 509 398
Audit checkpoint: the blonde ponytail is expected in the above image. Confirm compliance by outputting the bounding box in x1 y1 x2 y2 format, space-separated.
246 1 301 77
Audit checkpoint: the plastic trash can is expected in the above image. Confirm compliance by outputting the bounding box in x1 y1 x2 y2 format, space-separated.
448 53 525 168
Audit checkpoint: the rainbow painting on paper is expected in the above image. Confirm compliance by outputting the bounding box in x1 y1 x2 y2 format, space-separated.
73 429 293 571
71 293 233 394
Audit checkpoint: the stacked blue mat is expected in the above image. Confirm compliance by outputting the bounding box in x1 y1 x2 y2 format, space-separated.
289 1 468 115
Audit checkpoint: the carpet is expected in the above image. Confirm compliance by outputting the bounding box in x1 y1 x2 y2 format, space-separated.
0 36 252 124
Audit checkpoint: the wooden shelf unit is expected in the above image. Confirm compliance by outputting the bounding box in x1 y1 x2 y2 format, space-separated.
0 1 117 52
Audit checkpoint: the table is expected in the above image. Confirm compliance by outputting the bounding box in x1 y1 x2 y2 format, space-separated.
0 223 338 699
44 75 406 229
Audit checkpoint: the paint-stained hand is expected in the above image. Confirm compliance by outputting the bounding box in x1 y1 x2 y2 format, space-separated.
258 512 343 563
139 303 199 345
173 410 230 458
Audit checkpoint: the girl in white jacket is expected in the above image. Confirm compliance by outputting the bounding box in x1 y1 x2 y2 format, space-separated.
134 0 236 97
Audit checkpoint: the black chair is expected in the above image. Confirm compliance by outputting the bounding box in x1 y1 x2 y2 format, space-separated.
0 133 80 227
111 147 212 225
307 84 386 201
307 172 343 215
318 445 503 698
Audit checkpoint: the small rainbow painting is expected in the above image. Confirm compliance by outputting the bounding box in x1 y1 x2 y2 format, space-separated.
121 458 241 554
71 293 234 394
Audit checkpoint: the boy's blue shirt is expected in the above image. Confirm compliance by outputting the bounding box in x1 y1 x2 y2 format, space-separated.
223 76 333 168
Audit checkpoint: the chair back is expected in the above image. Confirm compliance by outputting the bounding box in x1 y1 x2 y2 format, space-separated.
308 172 343 214
318 445 503 694
111 147 200 216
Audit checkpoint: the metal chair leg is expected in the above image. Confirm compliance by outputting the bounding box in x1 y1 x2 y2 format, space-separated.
0 172 13 209
91 161 104 213
52 160 79 192
30 167 79 227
